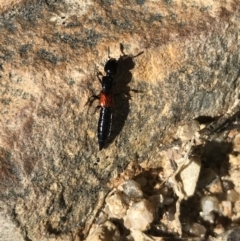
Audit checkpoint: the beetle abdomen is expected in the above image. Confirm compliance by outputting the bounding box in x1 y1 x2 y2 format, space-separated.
98 107 112 150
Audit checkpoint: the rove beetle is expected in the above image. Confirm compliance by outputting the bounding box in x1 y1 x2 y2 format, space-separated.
97 58 118 150
87 45 143 150
87 56 118 150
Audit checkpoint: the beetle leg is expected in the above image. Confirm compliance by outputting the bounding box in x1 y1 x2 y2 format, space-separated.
94 105 101 114
85 95 99 107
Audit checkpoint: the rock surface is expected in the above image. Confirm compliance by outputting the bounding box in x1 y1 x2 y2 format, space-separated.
0 0 240 240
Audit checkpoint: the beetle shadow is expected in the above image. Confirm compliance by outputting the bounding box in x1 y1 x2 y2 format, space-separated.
104 51 143 149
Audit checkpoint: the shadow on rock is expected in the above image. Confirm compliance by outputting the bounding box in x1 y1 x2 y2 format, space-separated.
105 51 143 149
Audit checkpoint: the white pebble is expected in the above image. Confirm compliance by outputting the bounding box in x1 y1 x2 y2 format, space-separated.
201 196 219 215
124 199 154 231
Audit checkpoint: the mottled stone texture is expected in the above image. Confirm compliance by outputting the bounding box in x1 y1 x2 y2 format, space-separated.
0 0 239 240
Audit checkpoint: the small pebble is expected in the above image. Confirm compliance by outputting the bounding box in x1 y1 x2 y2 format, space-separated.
189 222 206 238
124 199 154 231
227 189 239 202
208 177 223 194
178 156 201 198
122 180 143 199
201 196 219 215
220 200 232 217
